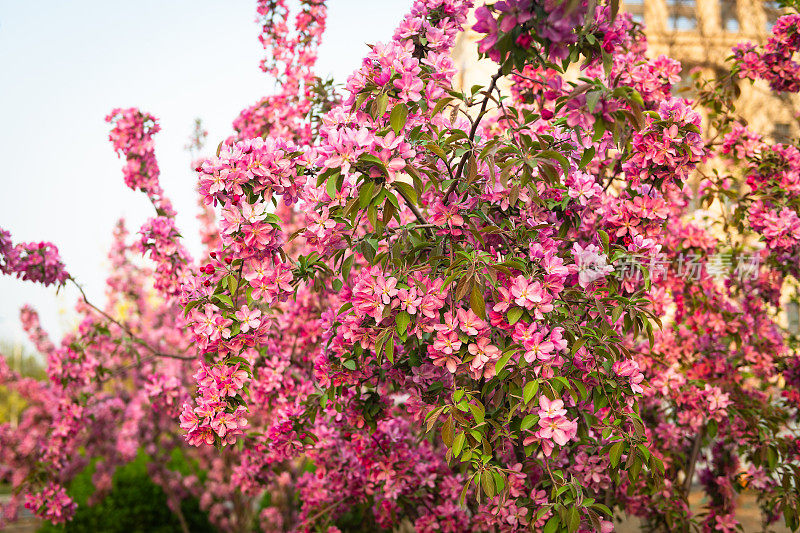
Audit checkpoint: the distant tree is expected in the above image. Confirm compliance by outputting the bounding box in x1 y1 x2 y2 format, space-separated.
0 342 44 426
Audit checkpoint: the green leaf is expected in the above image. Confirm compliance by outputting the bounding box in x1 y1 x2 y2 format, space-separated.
469 402 485 425
227 275 238 297
326 172 338 199
470 284 486 319
452 432 466 456
543 515 560 533
609 441 623 468
431 96 456 117
586 90 601 112
441 416 454 447
597 229 610 254
351 91 369 112
343 359 357 371
602 50 613 75
523 380 539 404
521 414 537 431
384 189 400 210
226 356 250 367
212 294 233 308
592 503 612 516
383 197 397 224
358 180 376 208
393 181 418 205
481 471 495 498
567 507 580 533
571 337 587 356
507 307 524 325
628 453 643 482
390 102 409 134
767 446 778 469
341 254 354 283
494 349 515 374
427 142 447 160
183 299 201 318
374 91 388 118
492 471 505 493
636 443 651 462
553 485 571 499
537 149 570 176
396 311 411 336
385 335 395 364
459 477 472 506
579 146 595 169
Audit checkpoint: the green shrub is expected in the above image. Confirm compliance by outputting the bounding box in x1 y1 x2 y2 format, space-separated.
38 451 215 533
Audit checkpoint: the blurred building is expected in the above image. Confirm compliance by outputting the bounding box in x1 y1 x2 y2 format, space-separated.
621 0 800 331
624 0 798 142
452 1 799 142
451 2 800 328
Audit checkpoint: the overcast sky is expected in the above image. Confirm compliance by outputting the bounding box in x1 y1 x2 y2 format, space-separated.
0 0 412 352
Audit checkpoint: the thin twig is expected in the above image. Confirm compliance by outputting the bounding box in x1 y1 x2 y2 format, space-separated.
70 277 194 361
395 185 430 226
683 426 705 497
443 69 503 202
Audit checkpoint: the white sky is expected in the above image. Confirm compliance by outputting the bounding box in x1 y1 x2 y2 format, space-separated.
0 0 412 352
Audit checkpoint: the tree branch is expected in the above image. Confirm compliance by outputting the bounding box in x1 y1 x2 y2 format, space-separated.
395 185 430 226
70 277 194 361
683 426 705 497
444 69 503 202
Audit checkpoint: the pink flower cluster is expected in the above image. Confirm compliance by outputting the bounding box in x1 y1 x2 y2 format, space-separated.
0 228 68 287
749 201 800 250
19 305 56 356
612 358 645 394
338 267 445 346
23 482 76 525
7 0 800 531
719 123 800 268
733 14 800 93
623 98 705 185
137 216 192 296
613 54 682 103
106 108 174 216
179 364 249 446
199 137 304 205
233 0 327 142
524 395 578 456
572 243 614 288
474 0 590 61
197 137 306 261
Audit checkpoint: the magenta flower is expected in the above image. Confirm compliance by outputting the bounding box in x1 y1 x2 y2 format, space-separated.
235 305 262 333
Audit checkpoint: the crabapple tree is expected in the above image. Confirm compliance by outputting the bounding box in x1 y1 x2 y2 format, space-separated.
3 1 800 532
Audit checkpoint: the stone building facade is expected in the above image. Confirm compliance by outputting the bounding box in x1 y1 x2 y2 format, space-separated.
452 1 799 142
624 0 798 142
621 0 800 329
450 2 800 328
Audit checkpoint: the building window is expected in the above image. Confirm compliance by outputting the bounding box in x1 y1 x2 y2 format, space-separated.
720 0 739 32
765 1 781 32
772 123 792 144
667 0 698 31
672 63 699 98
625 0 644 24
787 301 799 334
